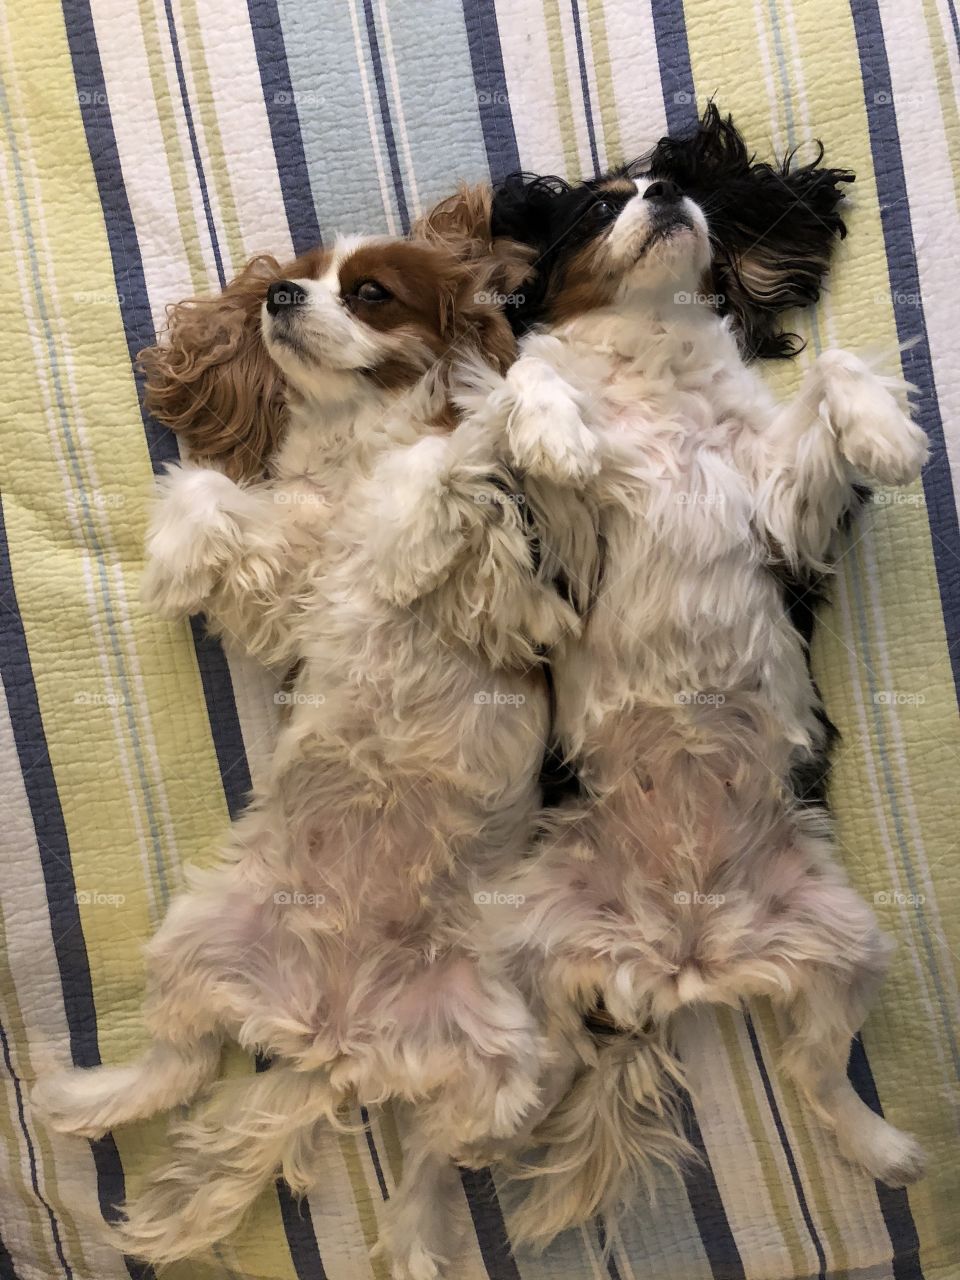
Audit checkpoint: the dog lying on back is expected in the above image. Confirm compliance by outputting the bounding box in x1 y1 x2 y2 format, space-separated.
33 228 585 1275
458 113 927 1246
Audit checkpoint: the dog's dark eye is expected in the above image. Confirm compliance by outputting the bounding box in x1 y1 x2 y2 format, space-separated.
589 198 616 225
356 280 392 303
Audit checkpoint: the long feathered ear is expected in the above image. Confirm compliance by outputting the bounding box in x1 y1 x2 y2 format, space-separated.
416 182 535 342
138 253 313 480
490 173 574 333
644 103 854 359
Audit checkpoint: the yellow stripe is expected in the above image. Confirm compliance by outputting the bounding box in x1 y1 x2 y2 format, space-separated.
543 0 582 180
716 1007 812 1274
177 0 246 273
136 0 209 289
585 3 623 168
338 1125 391 1280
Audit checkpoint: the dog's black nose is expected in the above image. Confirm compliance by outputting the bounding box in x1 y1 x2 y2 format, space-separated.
643 179 682 203
266 281 307 316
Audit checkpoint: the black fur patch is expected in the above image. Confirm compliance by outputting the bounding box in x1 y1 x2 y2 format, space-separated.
491 103 853 360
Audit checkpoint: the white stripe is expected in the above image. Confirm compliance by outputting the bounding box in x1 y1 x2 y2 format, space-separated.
494 0 567 172
879 0 960 518
676 1007 801 1280
375 0 423 218
193 2 295 261
0 687 129 1280
346 0 399 236
832 563 953 1084
600 1 668 162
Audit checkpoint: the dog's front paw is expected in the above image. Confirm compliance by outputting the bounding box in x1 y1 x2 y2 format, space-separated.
141 467 246 617
506 358 598 485
819 350 928 487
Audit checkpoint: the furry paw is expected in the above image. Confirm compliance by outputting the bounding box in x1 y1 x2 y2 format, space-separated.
32 1070 112 1139
141 466 247 617
818 350 928 486
838 1116 926 1187
387 1242 444 1280
506 358 598 485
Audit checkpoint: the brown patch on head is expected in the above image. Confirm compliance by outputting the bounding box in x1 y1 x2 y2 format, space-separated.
548 237 621 322
138 247 328 480
336 237 517 394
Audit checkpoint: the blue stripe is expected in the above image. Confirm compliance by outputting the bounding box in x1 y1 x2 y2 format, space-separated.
161 0 226 287
459 1167 521 1280
361 0 410 232
359 1106 390 1201
649 0 699 135
596 1220 623 1280
0 1019 72 1278
246 0 323 254
0 1230 20 1280
0 494 140 1271
462 0 521 179
570 0 600 175
189 617 252 819
745 1014 826 1280
848 1037 924 1280
275 1184 327 1280
852 0 960 710
63 0 254 852
680 1088 745 1280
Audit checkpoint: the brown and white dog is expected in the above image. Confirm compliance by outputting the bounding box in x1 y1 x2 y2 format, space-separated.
32 228 581 1276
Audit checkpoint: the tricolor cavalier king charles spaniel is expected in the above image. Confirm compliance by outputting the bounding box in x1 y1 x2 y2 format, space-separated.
458 113 928 1248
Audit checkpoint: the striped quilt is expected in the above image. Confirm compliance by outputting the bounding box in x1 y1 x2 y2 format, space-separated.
1 1 958 1278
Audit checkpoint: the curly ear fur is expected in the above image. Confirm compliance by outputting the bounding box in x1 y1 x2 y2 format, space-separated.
416 184 534 366
644 103 854 359
138 250 322 480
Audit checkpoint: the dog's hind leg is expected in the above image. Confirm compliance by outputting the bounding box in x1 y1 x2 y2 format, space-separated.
374 1113 471 1280
32 865 261 1137
774 874 925 1187
115 1065 340 1264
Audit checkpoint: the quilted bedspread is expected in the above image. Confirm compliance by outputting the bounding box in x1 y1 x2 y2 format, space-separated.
1 1 958 1278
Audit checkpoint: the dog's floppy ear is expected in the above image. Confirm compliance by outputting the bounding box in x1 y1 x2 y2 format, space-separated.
417 182 536 349
645 103 854 359
139 251 319 480
490 173 573 334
